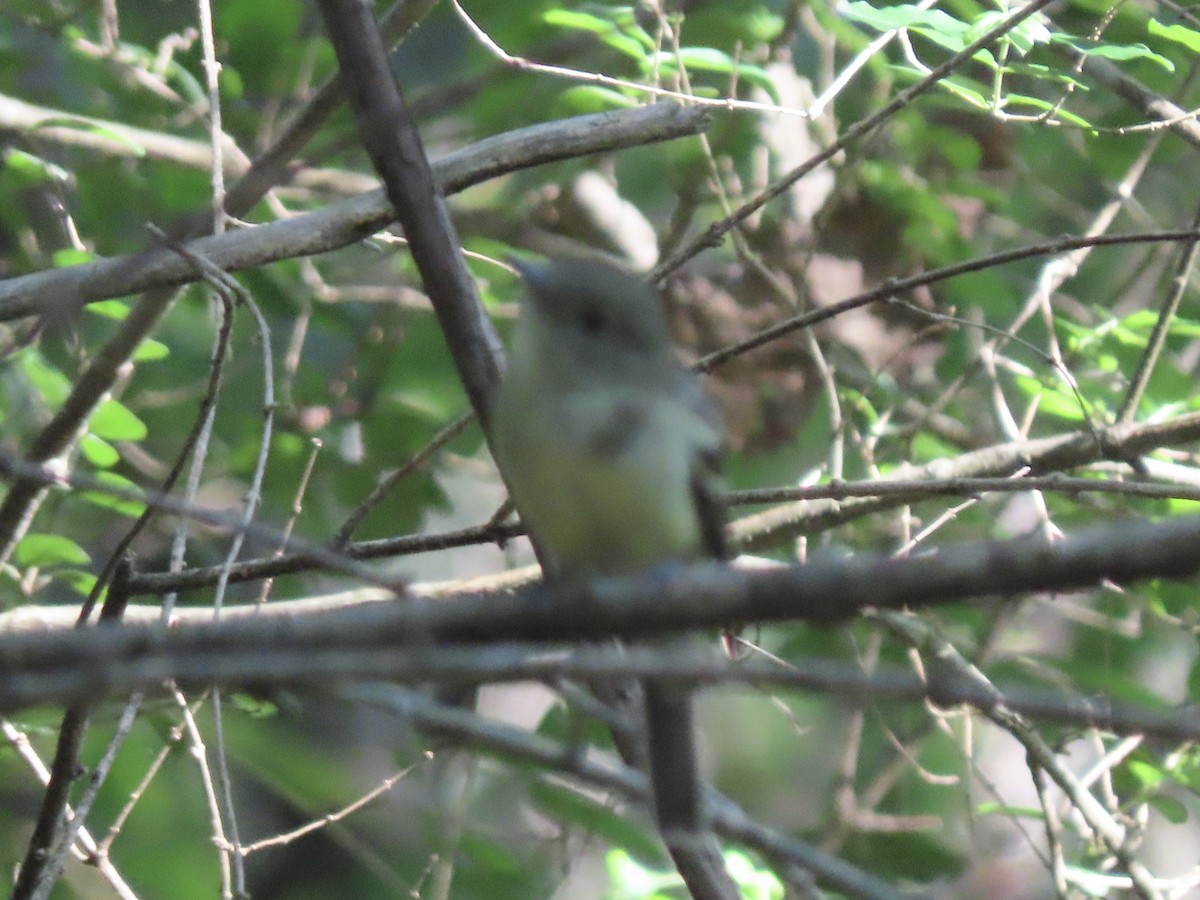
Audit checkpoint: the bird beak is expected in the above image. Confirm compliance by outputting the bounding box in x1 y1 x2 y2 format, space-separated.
508 257 547 294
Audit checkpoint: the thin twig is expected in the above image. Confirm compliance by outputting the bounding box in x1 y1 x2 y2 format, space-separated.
334 411 474 545
697 229 1200 373
14 558 133 900
1118 199 1200 422
0 718 139 899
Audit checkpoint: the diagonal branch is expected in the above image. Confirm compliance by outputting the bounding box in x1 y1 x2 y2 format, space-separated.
316 0 501 428
0 103 710 322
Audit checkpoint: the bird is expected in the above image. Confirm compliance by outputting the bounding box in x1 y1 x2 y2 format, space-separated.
492 256 737 899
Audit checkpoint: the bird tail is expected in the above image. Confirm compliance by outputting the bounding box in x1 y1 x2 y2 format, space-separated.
643 678 702 837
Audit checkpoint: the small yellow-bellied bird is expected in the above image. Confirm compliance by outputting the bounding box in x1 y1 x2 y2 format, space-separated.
493 257 736 899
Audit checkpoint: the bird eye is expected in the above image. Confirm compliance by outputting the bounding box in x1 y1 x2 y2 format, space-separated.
579 307 605 333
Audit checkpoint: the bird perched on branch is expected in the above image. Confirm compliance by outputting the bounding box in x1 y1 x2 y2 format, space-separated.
493 256 737 899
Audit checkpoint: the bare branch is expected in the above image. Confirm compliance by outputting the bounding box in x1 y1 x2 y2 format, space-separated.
0 103 710 322
4 513 1200 713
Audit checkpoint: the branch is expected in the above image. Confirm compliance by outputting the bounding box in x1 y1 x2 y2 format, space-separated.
1068 51 1200 151
4 513 1200 711
317 0 502 428
10 560 133 900
222 0 441 215
697 230 1200 373
0 102 710 322
4 637 1199 743
5 408 1196 599
731 410 1200 550
351 686 911 900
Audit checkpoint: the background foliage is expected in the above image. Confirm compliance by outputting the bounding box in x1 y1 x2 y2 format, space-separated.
4 0 1200 897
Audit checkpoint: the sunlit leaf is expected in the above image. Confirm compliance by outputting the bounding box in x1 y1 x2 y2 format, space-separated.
80 433 120 468
840 2 967 38
229 693 279 718
555 85 638 114
2 148 70 186
132 338 170 362
1149 18 1200 54
543 9 650 59
1013 374 1087 421
88 299 131 320
1051 34 1174 71
52 248 94 268
89 399 148 441
15 533 91 567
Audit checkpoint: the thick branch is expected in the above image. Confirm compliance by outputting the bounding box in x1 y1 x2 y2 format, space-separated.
3 513 1200 711
0 103 709 322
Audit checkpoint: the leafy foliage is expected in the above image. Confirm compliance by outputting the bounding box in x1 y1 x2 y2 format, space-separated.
2 0 1200 897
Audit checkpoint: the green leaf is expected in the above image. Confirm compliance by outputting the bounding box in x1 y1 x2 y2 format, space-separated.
219 65 244 102
738 9 786 44
841 2 967 38
1186 656 1200 708
55 569 99 596
964 12 1051 55
1013 374 1087 421
80 433 120 468
936 74 991 107
52 248 95 268
962 13 1014 55
1111 309 1200 342
1051 34 1174 71
1011 16 1053 48
132 339 170 362
1002 61 1091 89
1167 319 1200 338
31 115 148 157
89 399 148 441
604 848 784 900
543 9 650 60
229 693 279 718
1173 745 1200 794
529 780 660 858
555 85 638 114
1148 793 1189 824
976 802 1045 819
87 299 131 320
2 148 70 186
15 533 91 567
651 48 781 103
80 471 146 517
66 30 208 103
1126 759 1165 789
19 349 72 409
1149 18 1200 54
890 66 991 106
1001 94 1095 128
723 851 786 899
911 431 961 463
605 849 684 899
